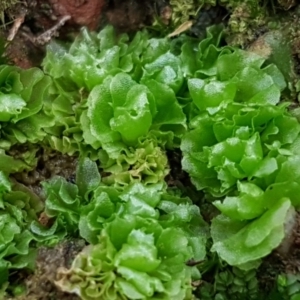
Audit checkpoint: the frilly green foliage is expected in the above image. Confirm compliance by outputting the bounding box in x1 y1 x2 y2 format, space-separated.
198 266 259 299
0 171 43 286
56 228 197 300
0 65 53 174
99 137 169 187
180 32 300 268
277 273 300 300
1 21 300 299
211 197 292 268
0 65 53 144
41 25 189 186
181 49 288 196
32 158 207 299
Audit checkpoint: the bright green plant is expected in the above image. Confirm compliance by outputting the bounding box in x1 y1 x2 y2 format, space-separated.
277 273 300 300
181 49 287 196
1 21 300 299
0 65 53 145
99 137 169 187
0 65 54 176
56 227 198 300
0 171 43 286
41 25 187 186
55 183 207 300
29 157 207 299
180 41 300 269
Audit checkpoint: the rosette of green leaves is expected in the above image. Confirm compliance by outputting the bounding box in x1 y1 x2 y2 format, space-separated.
181 102 300 196
0 65 53 147
42 25 185 92
0 65 54 174
198 266 259 300
41 26 139 155
42 25 186 161
181 50 290 196
211 198 294 269
36 158 207 298
42 25 149 91
180 25 232 78
85 72 185 157
78 180 208 243
180 48 300 268
203 131 300 268
0 172 43 287
56 229 196 300
210 182 296 268
56 183 207 300
31 157 101 244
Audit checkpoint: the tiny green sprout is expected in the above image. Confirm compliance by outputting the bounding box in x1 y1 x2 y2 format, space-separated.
12 284 26 296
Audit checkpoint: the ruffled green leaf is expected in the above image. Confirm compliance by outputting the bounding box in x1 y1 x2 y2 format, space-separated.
42 177 82 234
0 93 26 122
182 103 299 196
79 187 118 244
216 50 265 81
56 181 206 299
211 197 292 267
76 157 101 199
0 172 42 283
0 65 52 147
100 137 169 187
214 182 266 221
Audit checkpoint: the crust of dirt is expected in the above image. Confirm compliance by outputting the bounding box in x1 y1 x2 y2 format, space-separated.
2 0 160 68
12 148 78 196
5 239 85 300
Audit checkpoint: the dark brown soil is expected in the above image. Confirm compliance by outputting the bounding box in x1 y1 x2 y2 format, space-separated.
1 0 164 69
12 148 78 196
5 239 85 300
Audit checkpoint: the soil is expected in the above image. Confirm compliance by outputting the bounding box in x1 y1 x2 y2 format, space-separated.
12 148 78 196
5 239 85 300
1 0 164 69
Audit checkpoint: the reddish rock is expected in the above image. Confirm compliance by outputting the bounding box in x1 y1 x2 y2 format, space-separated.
48 0 105 30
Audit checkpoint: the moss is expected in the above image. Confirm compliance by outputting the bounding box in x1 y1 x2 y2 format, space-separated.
0 0 18 12
0 0 19 24
169 0 217 27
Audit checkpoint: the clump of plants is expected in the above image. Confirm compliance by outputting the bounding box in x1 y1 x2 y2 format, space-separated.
1 22 300 300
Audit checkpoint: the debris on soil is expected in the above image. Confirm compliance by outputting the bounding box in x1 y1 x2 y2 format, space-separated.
190 5 228 38
4 239 85 300
32 15 71 46
12 148 78 196
105 0 154 32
